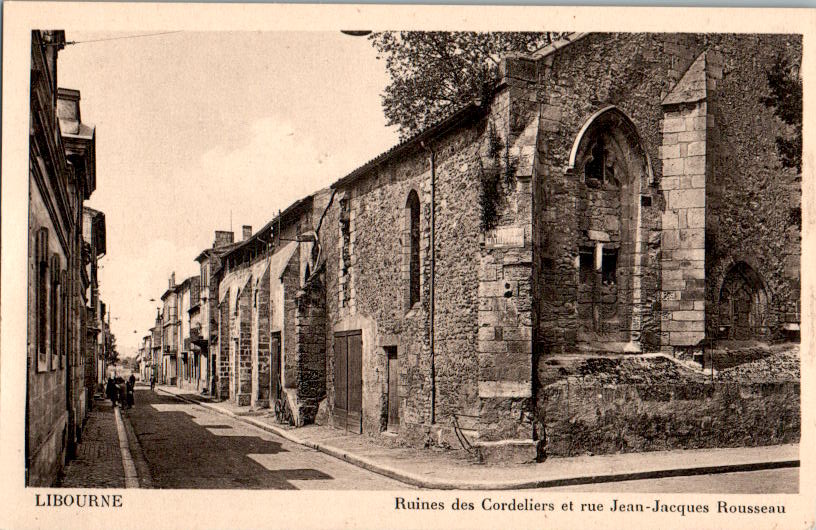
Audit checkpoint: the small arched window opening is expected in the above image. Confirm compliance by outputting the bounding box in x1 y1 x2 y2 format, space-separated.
405 190 421 310
717 261 770 341
583 137 620 188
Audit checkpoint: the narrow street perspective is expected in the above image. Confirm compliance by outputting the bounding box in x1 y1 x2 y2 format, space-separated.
58 379 797 492
127 387 408 489
59 382 410 489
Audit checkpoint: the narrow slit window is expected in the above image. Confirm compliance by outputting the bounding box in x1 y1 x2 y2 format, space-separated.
602 248 618 285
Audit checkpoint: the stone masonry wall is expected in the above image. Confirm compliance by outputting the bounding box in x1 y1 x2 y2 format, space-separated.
295 268 327 425
324 115 485 446
529 32 800 454
530 33 707 447
216 293 230 400
476 63 538 446
660 94 708 348
532 33 700 357
333 153 432 439
236 277 252 406
254 266 271 408
27 182 70 486
282 256 300 392
432 119 485 436
703 34 802 340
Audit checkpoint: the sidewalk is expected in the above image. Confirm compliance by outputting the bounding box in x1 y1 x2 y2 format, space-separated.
57 399 126 488
158 385 799 490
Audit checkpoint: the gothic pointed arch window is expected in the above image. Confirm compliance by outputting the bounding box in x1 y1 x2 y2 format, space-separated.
404 190 421 310
718 261 770 340
569 107 651 346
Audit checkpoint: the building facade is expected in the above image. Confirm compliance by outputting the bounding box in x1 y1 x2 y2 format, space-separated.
213 194 329 423
150 310 163 384
82 207 106 399
146 32 800 462
160 273 181 385
317 32 801 460
27 30 99 485
194 230 240 394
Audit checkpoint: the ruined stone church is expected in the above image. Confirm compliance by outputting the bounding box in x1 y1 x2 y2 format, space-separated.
204 32 800 462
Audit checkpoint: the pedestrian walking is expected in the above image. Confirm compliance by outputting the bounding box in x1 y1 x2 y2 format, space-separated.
115 376 127 408
126 374 136 408
105 377 117 407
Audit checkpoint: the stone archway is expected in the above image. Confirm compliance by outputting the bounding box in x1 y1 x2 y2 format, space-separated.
570 107 651 350
718 262 770 340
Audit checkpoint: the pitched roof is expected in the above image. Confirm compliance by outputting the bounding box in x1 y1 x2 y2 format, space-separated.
330 100 484 190
329 33 589 192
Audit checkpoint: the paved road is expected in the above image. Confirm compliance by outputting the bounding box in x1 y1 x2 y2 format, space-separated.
548 467 798 493
126 389 411 490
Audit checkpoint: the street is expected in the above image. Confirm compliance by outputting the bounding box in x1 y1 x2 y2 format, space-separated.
547 468 798 493
124 389 410 489
58 387 798 494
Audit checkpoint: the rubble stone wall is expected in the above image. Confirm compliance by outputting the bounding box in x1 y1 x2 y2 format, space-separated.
703 34 802 340
295 268 327 425
324 116 486 445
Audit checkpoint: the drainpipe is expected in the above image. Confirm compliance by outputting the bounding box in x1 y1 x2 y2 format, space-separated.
421 140 437 425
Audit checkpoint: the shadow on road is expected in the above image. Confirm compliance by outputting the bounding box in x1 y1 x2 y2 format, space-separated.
126 389 332 489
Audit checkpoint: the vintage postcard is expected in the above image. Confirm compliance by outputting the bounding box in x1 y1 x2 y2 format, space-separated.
1 3 814 529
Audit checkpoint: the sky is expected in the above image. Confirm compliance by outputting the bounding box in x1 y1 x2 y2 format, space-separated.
57 31 399 355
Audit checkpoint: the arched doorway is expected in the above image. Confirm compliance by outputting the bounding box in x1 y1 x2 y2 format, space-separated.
570 107 651 349
718 262 769 340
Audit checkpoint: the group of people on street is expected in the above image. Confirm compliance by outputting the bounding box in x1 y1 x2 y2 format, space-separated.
106 374 137 409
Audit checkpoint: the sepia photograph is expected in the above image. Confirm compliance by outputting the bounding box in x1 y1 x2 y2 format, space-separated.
2 3 813 529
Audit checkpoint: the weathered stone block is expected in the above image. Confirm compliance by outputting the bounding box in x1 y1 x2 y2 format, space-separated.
678 228 704 249
667 188 705 209
683 155 706 175
671 248 705 261
663 116 686 133
672 310 704 321
678 130 706 142
687 208 705 228
479 340 507 353
660 144 681 159
662 211 678 229
663 158 684 176
687 140 706 156
669 331 704 345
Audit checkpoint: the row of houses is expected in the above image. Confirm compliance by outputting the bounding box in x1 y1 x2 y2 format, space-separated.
27 30 112 485
141 32 801 462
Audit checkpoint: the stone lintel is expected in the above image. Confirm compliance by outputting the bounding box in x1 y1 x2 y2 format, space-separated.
478 380 531 398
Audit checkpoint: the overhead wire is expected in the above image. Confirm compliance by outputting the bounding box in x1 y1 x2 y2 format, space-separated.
65 31 183 45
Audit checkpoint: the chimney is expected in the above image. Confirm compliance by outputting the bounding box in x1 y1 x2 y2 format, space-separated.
242 225 252 241
214 230 234 248
169 272 176 288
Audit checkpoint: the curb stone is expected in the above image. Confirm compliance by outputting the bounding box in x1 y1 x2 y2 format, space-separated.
113 406 140 488
120 407 154 488
157 388 799 490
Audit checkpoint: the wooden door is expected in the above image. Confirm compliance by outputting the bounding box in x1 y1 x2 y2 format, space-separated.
347 332 363 434
386 347 399 433
270 332 281 404
334 331 362 433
